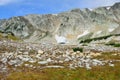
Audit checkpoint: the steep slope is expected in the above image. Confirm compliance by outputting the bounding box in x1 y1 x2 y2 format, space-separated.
0 2 120 44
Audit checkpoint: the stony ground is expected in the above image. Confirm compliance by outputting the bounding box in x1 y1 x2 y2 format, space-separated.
0 40 120 80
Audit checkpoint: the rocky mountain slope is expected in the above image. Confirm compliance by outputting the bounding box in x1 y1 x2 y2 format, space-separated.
0 2 120 44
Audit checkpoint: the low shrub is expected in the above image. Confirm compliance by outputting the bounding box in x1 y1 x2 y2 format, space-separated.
72 47 83 52
79 34 120 43
114 44 120 47
106 42 120 47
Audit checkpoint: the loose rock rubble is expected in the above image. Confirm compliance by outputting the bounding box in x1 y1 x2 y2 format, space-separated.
0 40 120 74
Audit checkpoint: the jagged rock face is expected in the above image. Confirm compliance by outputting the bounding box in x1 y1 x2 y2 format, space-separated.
0 2 120 44
0 19 6 26
112 26 120 34
0 17 34 38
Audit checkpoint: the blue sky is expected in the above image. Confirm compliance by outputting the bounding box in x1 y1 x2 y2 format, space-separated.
0 0 120 19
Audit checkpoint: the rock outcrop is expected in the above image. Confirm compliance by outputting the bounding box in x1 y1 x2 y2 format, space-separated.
0 2 120 44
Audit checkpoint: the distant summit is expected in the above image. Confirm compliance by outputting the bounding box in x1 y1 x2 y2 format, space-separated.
0 2 120 44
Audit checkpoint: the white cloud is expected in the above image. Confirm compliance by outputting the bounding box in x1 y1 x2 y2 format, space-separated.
92 0 120 8
97 0 120 6
76 0 120 8
0 0 19 6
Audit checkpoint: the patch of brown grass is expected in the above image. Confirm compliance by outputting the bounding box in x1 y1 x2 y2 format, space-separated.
94 52 120 60
5 62 120 80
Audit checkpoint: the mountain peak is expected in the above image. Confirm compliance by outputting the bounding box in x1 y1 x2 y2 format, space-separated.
111 2 120 9
0 2 120 44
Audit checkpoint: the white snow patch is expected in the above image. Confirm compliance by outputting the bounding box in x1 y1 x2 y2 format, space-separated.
77 30 89 39
96 31 102 34
108 28 115 32
89 8 93 11
106 7 110 10
55 35 67 44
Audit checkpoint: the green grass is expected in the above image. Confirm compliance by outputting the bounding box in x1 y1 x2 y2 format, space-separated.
0 33 3 39
0 32 19 41
7 34 19 41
